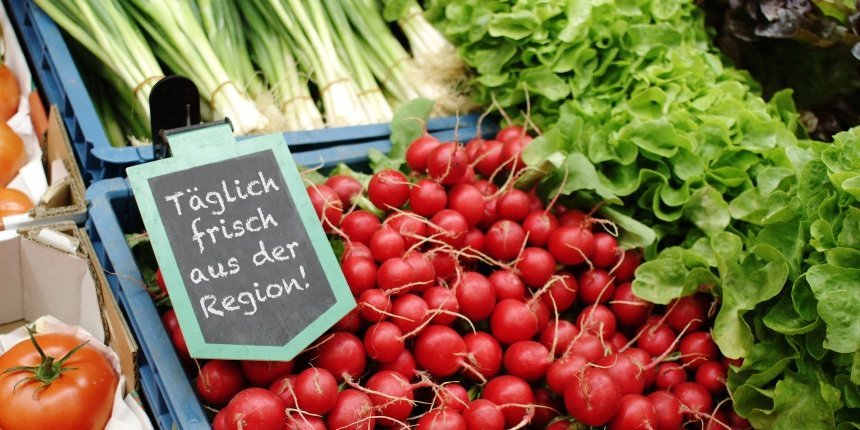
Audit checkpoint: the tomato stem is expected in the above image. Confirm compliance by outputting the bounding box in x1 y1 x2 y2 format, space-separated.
1 326 90 392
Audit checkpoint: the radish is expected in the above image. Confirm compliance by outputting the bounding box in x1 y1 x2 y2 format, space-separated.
636 320 678 357
377 257 416 294
610 331 629 353
672 382 713 417
195 360 246 407
623 347 657 388
369 169 410 210
484 220 526 261
170 328 192 367
564 367 622 426
613 250 641 281
463 228 486 258
414 325 467 377
462 331 503 380
728 407 752 428
490 299 540 345
576 304 617 338
324 174 362 206
240 360 294 387
430 209 469 247
423 286 459 325
341 210 382 245
269 374 297 408
666 294 709 333
326 389 375 430
447 184 486 228
343 242 374 261
566 333 608 362
369 227 406 262
427 142 469 185
464 399 505 430
161 309 179 333
515 247 556 288
407 135 441 173
213 409 227 430
522 211 559 247
364 321 405 363
436 383 469 412
365 370 415 425
546 354 588 395
607 394 658 430
358 288 392 322
541 271 577 313
595 353 647 395
283 414 326 430
315 331 367 381
488 270 526 300
293 367 338 415
532 388 563 429
478 197 500 230
503 340 551 381
474 140 504 177
306 184 343 231
578 268 615 304
457 165 477 185
391 294 430 333
679 332 719 370
410 179 448 217
500 135 531 172
474 179 499 196
610 281 653 327
539 320 579 356
224 388 286 430
558 209 587 227
648 390 684 430
464 137 486 162
482 375 536 428
655 362 687 391
405 252 436 292
333 308 362 333
342 256 377 295
496 189 530 222
417 409 467 430
695 361 727 394
386 211 428 249
454 271 496 321
495 125 526 144
378 348 417 380
548 225 595 266
591 232 619 268
429 249 458 282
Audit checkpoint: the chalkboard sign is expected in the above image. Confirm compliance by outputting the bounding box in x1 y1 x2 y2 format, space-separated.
127 121 355 361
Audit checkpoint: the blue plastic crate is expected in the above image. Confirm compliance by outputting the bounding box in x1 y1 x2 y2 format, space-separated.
85 125 493 430
8 0 482 184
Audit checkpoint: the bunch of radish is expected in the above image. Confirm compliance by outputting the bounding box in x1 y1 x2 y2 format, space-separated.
158 124 749 429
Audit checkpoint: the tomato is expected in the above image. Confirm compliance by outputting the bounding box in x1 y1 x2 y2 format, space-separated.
0 123 26 187
0 332 118 430
0 188 33 217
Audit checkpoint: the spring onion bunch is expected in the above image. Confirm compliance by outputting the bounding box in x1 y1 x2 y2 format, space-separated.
382 0 465 79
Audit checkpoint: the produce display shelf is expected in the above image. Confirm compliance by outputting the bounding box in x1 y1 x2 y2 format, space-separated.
8 0 481 184
85 126 492 430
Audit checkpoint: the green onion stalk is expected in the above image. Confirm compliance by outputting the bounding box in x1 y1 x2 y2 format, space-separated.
124 0 268 135
254 0 370 127
243 4 324 131
34 0 163 134
392 0 462 68
322 0 393 123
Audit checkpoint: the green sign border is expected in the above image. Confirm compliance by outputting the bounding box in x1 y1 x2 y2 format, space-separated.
127 123 355 361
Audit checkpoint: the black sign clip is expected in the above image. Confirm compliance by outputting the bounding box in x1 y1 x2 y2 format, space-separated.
150 76 202 160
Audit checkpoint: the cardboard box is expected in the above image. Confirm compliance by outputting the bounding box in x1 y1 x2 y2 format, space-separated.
0 222 137 392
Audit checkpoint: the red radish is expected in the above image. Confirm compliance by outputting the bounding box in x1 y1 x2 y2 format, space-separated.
427 142 469 185
386 211 428 249
283 414 326 430
496 125 526 144
522 211 559 247
540 272 577 312
489 270 526 300
269 374 297 407
636 321 677 357
564 367 622 426
429 249 458 282
455 271 496 321
728 408 752 428
457 166 476 184
532 388 563 429
679 332 719 370
648 390 684 430
623 347 656 388
213 409 228 430
341 210 382 245
195 360 246 407
379 348 417 380
503 340 551 381
596 353 647 395
527 191 543 212
496 189 530 222
607 394 658 430
240 360 294 387
474 179 498 196
410 179 448 217
478 196 499 230
343 241 374 261
672 382 713 417
578 268 615 304
533 299 551 332
655 362 687 391
430 209 469 247
358 288 391 322
324 174 362 206
326 389 375 430
436 383 469 412
577 304 617 338
613 250 641 281
404 252 436 292
464 399 505 430
610 332 629 353
705 408 730 430
417 409 467 430
293 367 338 415
423 286 459 325
482 375 536 428
463 228 485 257
490 299 540 345
566 333 608 362
306 184 343 231
462 332 503 380
695 361 727 394
342 256 377 295
414 325 467 377
315 332 367 381
666 294 709 333
407 135 441 172
391 294 429 333
366 370 415 425
548 225 595 266
515 248 556 288
364 321 405 363
591 232 619 268
474 140 504 177
546 354 588 395
377 257 416 293
368 169 410 210
162 309 179 333
610 281 653 327
171 328 192 366
224 388 286 430
500 135 531 171
539 320 579 356
558 209 587 227
369 227 406 262
464 137 486 162
333 308 362 333
484 220 526 261
447 184 486 227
